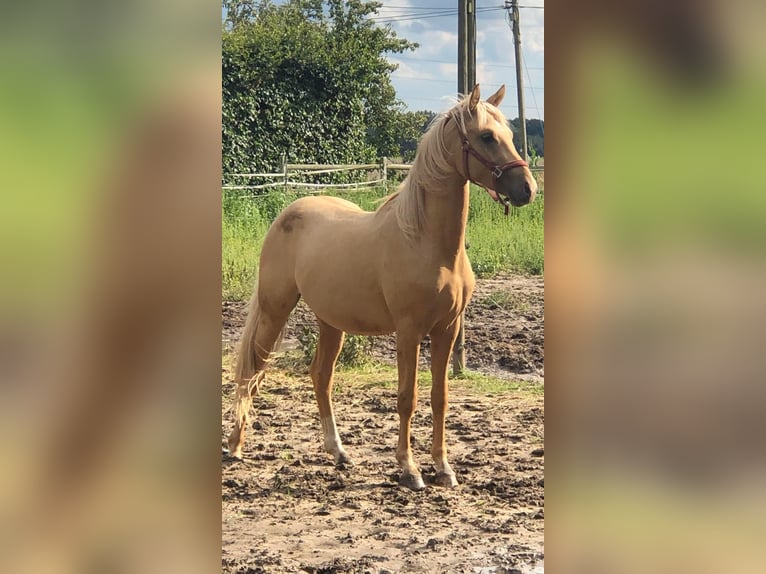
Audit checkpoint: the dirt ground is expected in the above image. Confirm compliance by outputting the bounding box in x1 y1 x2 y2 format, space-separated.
222 274 544 573
222 274 544 381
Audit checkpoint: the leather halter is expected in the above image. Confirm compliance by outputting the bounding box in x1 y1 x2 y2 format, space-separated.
445 113 528 214
448 112 529 185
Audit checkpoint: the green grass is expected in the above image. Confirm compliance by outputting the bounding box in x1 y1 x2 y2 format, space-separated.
477 289 531 313
222 219 268 301
281 329 543 396
339 362 543 397
222 179 544 300
229 350 542 399
466 184 545 277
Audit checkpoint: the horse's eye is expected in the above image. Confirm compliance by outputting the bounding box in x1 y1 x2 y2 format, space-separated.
480 132 495 144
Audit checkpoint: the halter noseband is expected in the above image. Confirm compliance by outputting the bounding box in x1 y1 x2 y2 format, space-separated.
447 113 528 214
448 112 528 184
461 141 529 182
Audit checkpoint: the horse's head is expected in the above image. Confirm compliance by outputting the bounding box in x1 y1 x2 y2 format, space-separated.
450 84 538 208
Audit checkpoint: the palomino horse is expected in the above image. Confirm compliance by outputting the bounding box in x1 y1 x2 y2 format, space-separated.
228 84 537 490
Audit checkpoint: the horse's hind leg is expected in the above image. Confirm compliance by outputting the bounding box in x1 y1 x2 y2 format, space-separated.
227 288 297 458
311 320 352 467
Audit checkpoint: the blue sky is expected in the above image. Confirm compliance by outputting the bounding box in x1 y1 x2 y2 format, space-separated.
375 1 544 119
222 1 544 120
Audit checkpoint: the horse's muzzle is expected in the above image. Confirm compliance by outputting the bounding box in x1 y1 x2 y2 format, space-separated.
506 181 536 207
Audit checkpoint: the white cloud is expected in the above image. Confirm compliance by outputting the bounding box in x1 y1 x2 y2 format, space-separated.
439 62 457 77
476 62 500 89
376 1 543 118
416 29 458 57
389 58 437 80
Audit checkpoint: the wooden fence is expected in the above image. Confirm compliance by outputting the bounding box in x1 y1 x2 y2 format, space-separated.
223 157 543 192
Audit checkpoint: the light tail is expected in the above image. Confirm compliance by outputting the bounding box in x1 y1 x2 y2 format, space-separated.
231 292 285 420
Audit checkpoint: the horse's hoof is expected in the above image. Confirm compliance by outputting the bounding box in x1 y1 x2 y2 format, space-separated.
399 472 426 491
227 448 243 460
434 472 459 488
335 452 355 470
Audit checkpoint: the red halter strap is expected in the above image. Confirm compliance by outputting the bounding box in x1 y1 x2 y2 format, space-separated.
462 143 528 182
447 113 528 184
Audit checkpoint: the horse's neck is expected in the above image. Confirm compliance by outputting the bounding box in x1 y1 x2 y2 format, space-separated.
422 176 471 262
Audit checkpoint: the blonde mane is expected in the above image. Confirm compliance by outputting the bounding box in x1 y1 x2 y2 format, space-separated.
381 97 501 240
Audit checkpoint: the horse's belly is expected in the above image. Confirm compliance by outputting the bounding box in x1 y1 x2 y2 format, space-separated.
291 210 394 334
300 285 394 335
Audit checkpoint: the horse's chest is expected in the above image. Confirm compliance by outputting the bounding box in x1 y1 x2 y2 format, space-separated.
435 276 472 316
409 271 473 324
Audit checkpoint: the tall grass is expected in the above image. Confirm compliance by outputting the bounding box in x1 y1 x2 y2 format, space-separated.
222 191 269 300
222 181 544 300
466 186 545 276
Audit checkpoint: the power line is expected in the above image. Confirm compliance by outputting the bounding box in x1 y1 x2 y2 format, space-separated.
393 72 544 93
401 99 544 118
396 97 543 121
378 3 461 9
374 10 504 25
503 0 528 157
521 49 544 135
372 6 504 24
381 2 544 8
378 7 469 15
389 55 543 71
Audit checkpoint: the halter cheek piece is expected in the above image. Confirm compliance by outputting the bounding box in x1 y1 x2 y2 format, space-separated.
447 114 528 215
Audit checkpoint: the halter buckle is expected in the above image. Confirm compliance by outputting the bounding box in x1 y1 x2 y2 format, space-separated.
492 166 503 179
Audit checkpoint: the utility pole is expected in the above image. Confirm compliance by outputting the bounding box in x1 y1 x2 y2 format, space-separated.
454 0 477 375
467 0 476 89
507 0 528 160
457 0 468 96
458 0 476 96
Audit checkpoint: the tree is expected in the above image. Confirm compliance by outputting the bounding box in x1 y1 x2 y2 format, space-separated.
395 110 437 162
222 0 417 179
222 0 259 27
509 118 544 158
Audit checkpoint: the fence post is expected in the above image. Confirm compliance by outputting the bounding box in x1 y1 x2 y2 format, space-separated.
452 313 466 376
281 152 287 190
382 156 388 186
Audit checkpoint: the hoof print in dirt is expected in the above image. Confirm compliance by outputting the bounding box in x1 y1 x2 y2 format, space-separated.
315 505 331 516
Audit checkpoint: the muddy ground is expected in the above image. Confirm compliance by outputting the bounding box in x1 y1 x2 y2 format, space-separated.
222 274 544 573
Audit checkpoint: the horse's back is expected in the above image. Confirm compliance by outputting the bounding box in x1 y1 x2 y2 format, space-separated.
262 193 384 274
268 196 367 236
298 195 364 212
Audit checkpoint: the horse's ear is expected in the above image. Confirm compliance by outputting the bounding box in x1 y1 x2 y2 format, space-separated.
486 84 506 107
468 84 481 111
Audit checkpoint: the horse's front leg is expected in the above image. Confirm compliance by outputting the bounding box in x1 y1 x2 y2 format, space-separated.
395 330 424 490
429 320 461 487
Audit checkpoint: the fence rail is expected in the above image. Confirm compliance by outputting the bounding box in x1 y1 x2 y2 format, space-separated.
223 157 543 192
